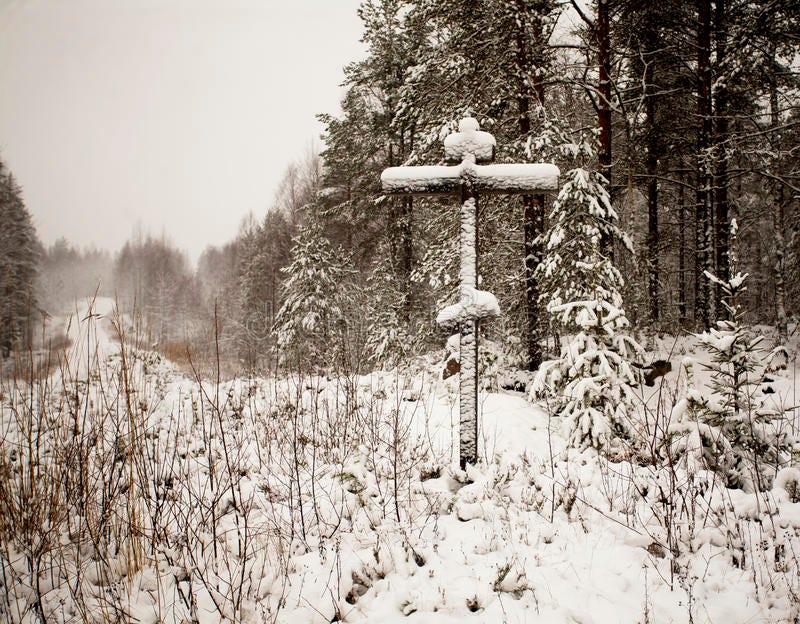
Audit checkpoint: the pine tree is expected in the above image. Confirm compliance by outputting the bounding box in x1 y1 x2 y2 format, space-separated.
530 133 643 454
236 211 294 369
0 160 40 356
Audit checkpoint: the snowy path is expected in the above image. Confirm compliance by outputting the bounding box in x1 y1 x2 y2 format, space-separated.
61 296 119 379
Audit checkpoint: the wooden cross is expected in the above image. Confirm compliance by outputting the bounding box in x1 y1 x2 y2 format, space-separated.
381 117 559 468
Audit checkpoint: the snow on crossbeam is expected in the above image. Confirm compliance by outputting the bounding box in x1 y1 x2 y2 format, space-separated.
381 163 559 196
473 163 559 193
381 165 460 195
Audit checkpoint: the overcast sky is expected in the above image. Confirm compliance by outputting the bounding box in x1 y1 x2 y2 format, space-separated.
0 0 364 262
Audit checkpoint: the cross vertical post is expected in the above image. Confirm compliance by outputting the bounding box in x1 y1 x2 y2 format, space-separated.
381 117 559 468
459 177 479 468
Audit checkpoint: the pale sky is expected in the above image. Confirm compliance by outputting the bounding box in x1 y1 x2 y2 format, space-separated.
0 0 365 262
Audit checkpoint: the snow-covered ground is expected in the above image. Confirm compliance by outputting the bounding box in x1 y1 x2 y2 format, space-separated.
61 296 120 373
1 305 798 623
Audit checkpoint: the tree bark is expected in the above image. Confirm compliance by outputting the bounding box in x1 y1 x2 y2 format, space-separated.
515 0 547 371
597 0 614 256
678 178 687 327
523 195 545 370
713 0 729 317
643 6 660 325
399 196 414 321
695 0 712 329
394 125 415 322
768 50 788 349
773 186 788 344
597 0 612 186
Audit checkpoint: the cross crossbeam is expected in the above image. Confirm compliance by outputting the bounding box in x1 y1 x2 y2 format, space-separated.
381 162 559 196
380 117 559 468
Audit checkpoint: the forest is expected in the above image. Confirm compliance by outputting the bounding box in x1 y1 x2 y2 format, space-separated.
3 0 799 375
1 0 800 622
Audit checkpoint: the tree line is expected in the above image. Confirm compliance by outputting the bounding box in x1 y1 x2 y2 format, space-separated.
3 0 798 374
258 0 800 372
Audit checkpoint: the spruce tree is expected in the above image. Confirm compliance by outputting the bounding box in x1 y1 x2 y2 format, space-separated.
236 211 294 369
529 133 643 454
363 259 414 369
273 220 353 371
0 160 40 356
671 221 794 490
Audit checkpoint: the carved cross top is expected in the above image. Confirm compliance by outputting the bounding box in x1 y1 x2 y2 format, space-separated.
380 117 559 468
381 117 559 196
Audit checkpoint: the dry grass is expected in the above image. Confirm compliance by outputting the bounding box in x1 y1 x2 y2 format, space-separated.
0 301 436 623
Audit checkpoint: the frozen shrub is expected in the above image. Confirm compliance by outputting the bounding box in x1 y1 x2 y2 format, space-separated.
774 467 800 503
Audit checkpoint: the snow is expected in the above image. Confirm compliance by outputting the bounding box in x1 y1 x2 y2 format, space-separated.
459 196 477 294
62 296 119 376
775 467 800 500
458 325 478 466
443 116 495 163
457 195 479 466
380 165 461 195
436 287 500 327
472 163 559 192
446 333 460 354
2 312 799 623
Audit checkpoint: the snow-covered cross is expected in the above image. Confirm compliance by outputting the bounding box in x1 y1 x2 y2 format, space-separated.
381 117 559 468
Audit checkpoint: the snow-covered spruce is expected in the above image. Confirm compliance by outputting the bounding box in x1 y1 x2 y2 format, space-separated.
668 228 796 490
363 262 414 369
530 144 643 455
273 219 353 370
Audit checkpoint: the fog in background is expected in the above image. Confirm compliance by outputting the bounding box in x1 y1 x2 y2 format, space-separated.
0 0 364 262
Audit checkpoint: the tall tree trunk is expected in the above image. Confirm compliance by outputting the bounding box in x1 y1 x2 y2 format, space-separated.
597 0 612 186
695 0 712 329
515 0 547 371
768 50 788 350
399 196 414 321
399 127 414 321
523 195 545 370
643 6 660 325
392 124 415 322
597 0 614 256
773 186 788 343
387 136 398 269
713 0 729 317
678 178 687 327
